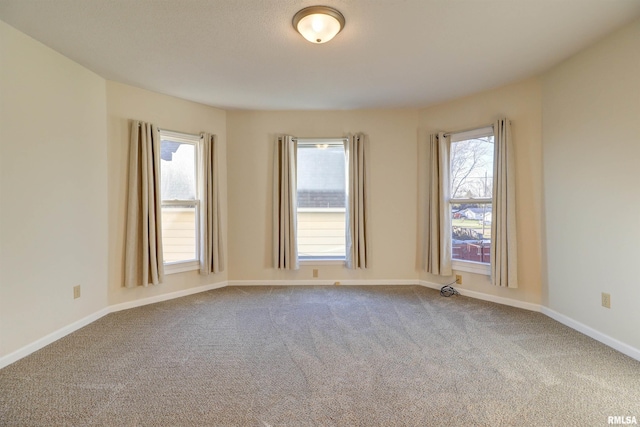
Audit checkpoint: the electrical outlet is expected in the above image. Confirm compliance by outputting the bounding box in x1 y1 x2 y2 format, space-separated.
455 275 462 285
73 285 81 299
601 292 610 308
313 269 319 278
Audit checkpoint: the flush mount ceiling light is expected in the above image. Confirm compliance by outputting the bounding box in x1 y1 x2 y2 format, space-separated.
292 6 345 44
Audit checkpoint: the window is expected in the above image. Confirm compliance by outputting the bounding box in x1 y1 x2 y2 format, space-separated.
296 139 346 261
449 127 494 272
159 130 200 272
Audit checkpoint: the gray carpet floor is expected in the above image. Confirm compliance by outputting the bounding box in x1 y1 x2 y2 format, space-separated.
1 285 639 426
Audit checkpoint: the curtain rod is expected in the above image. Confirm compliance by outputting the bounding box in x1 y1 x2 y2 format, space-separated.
443 123 494 138
158 127 201 138
135 122 201 139
291 137 348 142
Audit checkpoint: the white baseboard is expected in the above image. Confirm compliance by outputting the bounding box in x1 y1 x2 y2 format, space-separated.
0 307 111 370
228 279 419 287
419 280 542 312
109 281 228 313
0 281 228 370
541 307 640 362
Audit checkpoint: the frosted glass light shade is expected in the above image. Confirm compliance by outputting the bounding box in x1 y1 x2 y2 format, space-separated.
293 6 345 44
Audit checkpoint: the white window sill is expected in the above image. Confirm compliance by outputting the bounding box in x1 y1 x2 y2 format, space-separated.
164 260 199 275
299 259 346 266
452 260 490 276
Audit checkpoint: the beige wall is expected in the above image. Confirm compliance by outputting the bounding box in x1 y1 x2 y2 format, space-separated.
106 81 228 305
227 110 420 282
418 78 543 305
0 21 108 357
542 20 640 349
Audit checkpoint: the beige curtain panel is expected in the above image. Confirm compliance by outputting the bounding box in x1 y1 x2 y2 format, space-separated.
124 120 164 287
345 133 370 269
273 135 299 270
199 133 224 275
491 118 518 287
423 132 452 276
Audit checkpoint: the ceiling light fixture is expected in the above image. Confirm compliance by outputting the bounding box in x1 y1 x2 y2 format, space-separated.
292 6 345 44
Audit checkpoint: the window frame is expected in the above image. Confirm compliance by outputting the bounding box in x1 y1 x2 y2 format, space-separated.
448 126 494 275
158 129 201 275
296 137 347 265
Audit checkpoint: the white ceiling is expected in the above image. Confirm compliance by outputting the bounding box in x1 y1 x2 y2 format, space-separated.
1 0 639 110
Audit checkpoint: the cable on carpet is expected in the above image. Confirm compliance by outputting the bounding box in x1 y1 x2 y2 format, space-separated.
440 280 460 297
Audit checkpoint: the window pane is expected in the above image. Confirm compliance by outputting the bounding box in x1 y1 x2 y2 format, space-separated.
297 210 346 258
161 205 197 263
297 144 346 208
297 144 346 259
450 135 494 199
160 141 196 200
451 203 491 264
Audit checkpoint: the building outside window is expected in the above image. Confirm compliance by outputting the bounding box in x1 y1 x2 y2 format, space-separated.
159 130 200 271
449 128 494 270
296 140 346 261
